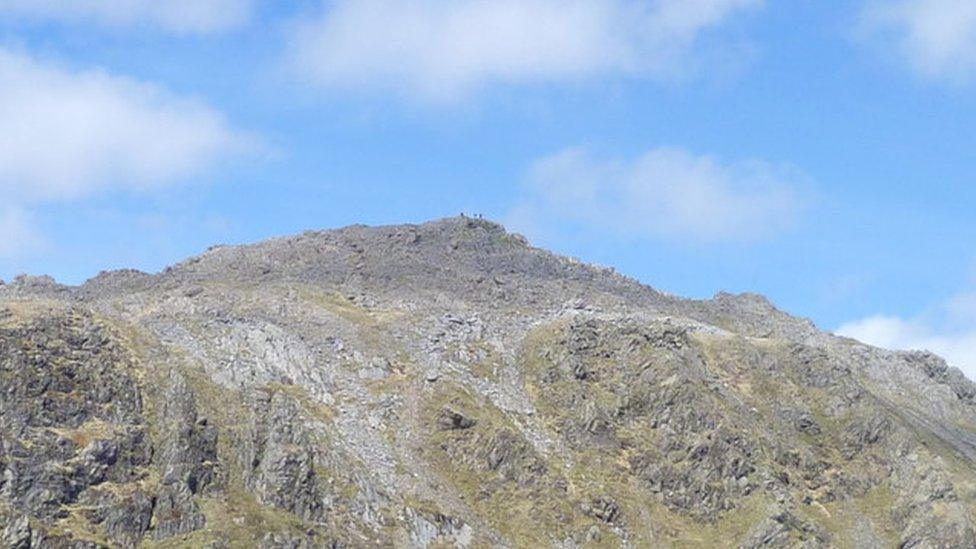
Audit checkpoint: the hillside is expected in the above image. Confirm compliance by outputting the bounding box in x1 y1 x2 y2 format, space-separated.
1 216 975 548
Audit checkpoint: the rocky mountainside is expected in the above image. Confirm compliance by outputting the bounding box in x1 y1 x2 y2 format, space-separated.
1 216 975 548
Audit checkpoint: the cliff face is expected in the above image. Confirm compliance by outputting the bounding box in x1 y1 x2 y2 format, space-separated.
1 217 974 548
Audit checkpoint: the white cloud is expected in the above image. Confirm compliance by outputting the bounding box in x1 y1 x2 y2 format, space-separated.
286 0 762 100
0 0 254 34
510 147 806 243
0 48 254 257
837 292 976 380
0 48 253 202
861 0 976 81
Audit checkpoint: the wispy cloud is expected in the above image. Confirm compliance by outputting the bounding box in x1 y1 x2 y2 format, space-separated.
0 207 43 259
0 0 254 34
0 48 256 256
509 147 808 244
837 289 976 380
286 0 762 101
860 0 976 82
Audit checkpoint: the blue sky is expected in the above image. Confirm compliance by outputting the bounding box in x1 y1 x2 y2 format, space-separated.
1 0 976 378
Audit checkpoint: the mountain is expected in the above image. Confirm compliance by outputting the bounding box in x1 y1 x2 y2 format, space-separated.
1 216 975 548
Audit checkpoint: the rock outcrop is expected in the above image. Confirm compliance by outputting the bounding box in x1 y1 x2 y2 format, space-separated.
1 217 975 547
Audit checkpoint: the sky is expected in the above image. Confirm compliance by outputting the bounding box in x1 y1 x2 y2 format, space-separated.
0 0 975 379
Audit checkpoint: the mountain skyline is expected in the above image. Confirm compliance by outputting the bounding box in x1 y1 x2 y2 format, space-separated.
1 1 975 379
2 216 975 547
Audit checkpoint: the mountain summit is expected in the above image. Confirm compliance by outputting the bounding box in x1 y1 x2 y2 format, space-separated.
1 217 974 547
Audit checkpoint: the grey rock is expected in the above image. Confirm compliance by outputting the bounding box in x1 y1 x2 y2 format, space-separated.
152 482 206 540
78 487 153 548
436 408 477 431
1 515 32 548
1 217 975 546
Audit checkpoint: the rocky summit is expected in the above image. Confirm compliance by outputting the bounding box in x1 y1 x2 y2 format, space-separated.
1 217 975 548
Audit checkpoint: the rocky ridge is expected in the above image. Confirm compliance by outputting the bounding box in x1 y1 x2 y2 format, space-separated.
1 216 975 547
